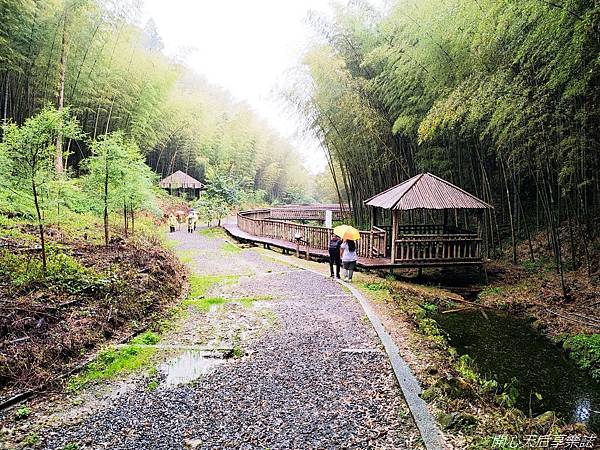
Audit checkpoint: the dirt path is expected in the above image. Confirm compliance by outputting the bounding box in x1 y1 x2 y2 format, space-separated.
19 228 423 449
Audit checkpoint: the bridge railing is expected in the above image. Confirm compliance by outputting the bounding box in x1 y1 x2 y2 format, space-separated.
237 210 386 258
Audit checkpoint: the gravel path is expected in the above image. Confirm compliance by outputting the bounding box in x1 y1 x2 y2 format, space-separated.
40 229 423 449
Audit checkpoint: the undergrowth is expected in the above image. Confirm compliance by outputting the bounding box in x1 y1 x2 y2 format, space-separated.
563 334 600 380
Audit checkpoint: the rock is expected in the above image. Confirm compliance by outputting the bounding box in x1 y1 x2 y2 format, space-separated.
426 365 439 375
420 386 438 401
530 319 547 332
530 411 556 432
437 412 478 430
184 438 202 449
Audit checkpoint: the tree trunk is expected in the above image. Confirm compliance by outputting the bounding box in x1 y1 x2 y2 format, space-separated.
55 13 67 174
123 201 128 237
32 178 47 271
130 203 135 235
501 158 517 264
104 158 109 246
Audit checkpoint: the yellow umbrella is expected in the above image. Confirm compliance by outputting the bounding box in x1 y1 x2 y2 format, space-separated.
333 224 360 240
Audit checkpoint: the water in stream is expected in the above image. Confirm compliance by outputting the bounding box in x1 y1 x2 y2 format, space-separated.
433 309 600 432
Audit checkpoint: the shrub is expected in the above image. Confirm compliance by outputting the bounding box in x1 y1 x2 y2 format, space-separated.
563 334 600 380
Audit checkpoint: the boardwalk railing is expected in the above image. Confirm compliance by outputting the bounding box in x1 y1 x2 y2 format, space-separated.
394 234 482 263
237 210 386 258
268 204 349 221
238 209 483 265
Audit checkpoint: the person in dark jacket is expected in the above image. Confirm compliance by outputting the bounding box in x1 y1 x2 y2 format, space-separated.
328 234 342 278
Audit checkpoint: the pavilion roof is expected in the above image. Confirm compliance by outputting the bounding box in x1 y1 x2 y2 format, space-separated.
364 173 492 210
159 170 204 189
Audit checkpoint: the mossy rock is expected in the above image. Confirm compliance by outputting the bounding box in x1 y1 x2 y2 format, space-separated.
437 411 478 430
529 411 557 433
530 319 548 332
422 375 473 401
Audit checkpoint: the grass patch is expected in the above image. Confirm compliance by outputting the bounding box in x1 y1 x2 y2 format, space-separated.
182 295 271 312
221 241 241 253
199 227 226 237
164 240 178 251
68 331 161 390
477 286 503 300
22 433 40 447
183 296 228 311
237 295 272 308
130 331 160 345
521 257 552 273
175 249 195 265
188 274 238 298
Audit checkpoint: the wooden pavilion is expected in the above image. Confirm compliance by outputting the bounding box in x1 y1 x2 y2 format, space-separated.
365 173 493 266
159 170 204 198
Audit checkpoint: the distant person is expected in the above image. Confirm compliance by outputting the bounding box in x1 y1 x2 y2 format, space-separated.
328 234 342 279
187 212 194 233
191 210 199 231
340 239 357 282
168 213 176 233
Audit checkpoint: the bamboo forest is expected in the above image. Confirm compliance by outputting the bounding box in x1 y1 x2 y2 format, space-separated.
0 1 599 449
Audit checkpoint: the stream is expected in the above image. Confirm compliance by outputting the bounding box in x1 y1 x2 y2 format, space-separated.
433 309 600 432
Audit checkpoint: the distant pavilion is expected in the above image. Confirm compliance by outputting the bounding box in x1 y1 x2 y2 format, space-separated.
159 170 204 198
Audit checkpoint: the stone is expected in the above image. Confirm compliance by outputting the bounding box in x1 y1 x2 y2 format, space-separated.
437 411 478 430
184 438 202 449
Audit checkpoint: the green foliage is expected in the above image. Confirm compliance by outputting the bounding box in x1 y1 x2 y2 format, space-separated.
0 249 95 293
478 287 503 299
363 282 386 291
521 258 552 273
83 131 156 243
563 334 600 380
68 344 156 390
22 432 40 447
14 406 31 420
187 274 238 299
296 0 600 259
221 241 241 253
182 296 227 312
198 227 226 237
130 331 161 346
421 302 438 313
146 380 159 391
62 444 80 450
496 378 520 408
0 107 83 267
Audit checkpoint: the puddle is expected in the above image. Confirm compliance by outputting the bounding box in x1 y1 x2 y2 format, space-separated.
159 351 224 387
433 309 600 432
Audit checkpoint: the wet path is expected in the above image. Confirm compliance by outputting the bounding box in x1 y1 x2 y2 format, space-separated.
42 228 422 449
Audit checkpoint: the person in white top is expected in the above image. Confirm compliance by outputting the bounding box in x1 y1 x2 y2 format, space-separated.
340 239 357 282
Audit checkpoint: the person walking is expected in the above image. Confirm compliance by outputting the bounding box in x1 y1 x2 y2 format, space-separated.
187 211 194 233
328 234 342 278
340 239 357 282
168 213 177 233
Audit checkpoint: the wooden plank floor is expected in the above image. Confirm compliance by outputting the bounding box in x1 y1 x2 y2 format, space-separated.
223 223 482 269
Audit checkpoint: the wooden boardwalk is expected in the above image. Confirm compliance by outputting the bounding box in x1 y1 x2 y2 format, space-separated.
223 222 482 269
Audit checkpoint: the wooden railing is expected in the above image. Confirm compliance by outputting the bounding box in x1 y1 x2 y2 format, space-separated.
394 234 482 263
268 205 349 221
397 224 470 235
237 210 386 258
238 209 483 264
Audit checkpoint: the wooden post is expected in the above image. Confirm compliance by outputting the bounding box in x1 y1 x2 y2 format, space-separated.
369 207 375 258
391 209 398 263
